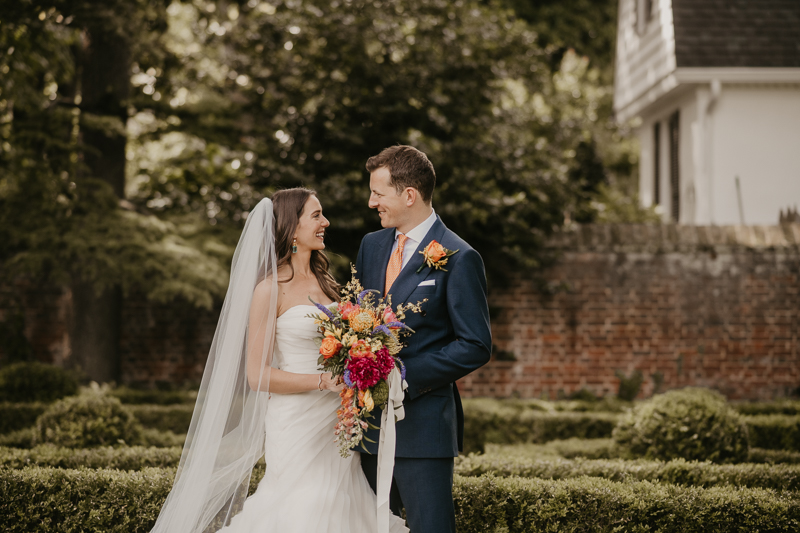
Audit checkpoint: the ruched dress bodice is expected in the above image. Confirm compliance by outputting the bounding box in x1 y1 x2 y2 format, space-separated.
273 305 323 373
219 305 408 533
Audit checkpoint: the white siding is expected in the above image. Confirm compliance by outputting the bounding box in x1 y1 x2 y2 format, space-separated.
709 86 800 225
614 0 677 121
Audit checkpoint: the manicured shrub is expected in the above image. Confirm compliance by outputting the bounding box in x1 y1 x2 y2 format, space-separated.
745 414 800 451
0 402 47 433
128 404 194 434
34 393 142 448
455 454 800 491
0 445 182 470
0 362 79 403
3 468 800 533
613 387 750 463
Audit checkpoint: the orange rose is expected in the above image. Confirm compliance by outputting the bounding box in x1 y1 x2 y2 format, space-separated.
319 334 343 359
349 339 373 359
425 241 446 262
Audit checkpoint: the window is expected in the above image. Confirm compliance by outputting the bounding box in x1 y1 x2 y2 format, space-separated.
668 111 680 222
636 0 655 34
653 122 661 205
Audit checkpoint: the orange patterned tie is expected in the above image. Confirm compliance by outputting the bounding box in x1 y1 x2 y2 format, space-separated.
385 234 409 295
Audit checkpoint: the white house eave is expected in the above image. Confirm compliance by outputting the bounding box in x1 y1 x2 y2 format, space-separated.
615 71 680 123
614 67 800 123
674 67 800 84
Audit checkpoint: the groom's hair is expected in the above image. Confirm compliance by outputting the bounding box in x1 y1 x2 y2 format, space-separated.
366 145 436 204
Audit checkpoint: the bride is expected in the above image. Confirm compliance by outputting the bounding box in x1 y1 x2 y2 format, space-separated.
150 188 408 533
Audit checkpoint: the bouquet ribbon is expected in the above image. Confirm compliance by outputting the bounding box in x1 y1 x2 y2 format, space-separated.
376 367 407 532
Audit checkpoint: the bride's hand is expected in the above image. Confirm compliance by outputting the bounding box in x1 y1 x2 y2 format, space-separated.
320 372 344 392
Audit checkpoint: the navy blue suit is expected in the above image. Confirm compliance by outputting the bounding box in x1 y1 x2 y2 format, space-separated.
355 216 491 532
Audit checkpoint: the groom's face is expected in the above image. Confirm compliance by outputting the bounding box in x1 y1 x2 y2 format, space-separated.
369 166 408 229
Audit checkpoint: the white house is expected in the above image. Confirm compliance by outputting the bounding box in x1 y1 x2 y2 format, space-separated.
614 0 800 224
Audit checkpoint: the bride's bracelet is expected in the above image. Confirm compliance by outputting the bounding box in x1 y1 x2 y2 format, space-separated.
318 373 323 391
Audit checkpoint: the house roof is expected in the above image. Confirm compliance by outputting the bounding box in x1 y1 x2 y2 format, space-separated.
672 0 800 68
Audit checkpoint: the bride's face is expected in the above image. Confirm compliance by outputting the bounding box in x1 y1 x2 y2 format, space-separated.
294 195 329 252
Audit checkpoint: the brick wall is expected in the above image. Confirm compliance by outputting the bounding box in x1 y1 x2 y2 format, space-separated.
3 224 799 400
457 224 800 400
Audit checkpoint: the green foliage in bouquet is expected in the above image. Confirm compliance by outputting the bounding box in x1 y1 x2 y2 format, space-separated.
34 393 143 448
0 362 79 403
613 387 750 463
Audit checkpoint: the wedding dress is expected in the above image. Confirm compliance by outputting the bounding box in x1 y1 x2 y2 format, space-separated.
219 304 409 533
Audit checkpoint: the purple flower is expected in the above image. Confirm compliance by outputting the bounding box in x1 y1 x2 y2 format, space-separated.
343 369 354 388
371 324 392 337
356 289 380 305
385 321 409 330
314 302 335 321
396 358 406 381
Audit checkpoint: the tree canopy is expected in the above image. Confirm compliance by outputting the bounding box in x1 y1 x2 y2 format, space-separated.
2 0 649 306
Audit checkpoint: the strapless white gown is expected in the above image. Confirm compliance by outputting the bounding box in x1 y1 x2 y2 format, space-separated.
220 305 408 533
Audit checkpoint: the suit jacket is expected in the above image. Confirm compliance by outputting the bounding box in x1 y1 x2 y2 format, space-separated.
355 216 492 458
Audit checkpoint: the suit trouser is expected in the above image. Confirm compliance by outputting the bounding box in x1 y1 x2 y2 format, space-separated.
360 453 456 533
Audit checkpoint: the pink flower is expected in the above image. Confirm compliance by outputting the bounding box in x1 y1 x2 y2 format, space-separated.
383 307 398 325
346 357 382 389
339 302 361 320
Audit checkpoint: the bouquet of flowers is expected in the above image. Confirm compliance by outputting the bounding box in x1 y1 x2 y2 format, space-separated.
309 267 425 457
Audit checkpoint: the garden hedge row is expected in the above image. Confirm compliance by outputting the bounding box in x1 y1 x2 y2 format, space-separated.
0 427 185 449
0 402 194 436
127 405 194 434
2 467 798 532
0 403 47 434
732 400 800 416
461 399 619 453
746 415 800 451
0 445 182 470
453 474 800 533
455 454 800 490
108 387 197 405
462 400 800 453
489 440 800 465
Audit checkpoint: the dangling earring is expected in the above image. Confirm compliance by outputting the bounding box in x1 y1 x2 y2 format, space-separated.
292 238 298 254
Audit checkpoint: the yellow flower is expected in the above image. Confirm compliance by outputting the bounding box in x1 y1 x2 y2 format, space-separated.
370 339 384 353
342 333 358 348
362 389 375 412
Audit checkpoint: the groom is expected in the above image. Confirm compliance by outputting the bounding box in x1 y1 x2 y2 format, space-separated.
356 145 492 532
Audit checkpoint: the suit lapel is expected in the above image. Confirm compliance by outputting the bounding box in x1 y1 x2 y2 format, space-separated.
387 217 447 305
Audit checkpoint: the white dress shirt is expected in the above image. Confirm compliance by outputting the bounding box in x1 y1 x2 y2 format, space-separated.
391 208 437 270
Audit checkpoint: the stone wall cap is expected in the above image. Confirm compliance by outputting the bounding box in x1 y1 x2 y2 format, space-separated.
550 224 800 253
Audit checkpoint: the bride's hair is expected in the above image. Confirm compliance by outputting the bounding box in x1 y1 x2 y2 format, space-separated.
272 187 340 301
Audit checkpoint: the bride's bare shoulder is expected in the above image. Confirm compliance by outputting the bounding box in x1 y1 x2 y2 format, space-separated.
252 266 292 298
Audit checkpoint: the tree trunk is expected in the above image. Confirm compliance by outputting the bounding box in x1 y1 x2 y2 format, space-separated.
70 25 130 383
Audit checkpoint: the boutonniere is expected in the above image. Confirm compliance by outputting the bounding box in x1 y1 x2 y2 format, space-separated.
416 240 459 273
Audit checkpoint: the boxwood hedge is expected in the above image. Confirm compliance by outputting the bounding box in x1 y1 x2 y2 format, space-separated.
2 468 798 532
462 399 800 453
455 454 800 491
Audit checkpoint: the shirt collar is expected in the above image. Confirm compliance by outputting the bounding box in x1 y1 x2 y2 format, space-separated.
395 208 437 244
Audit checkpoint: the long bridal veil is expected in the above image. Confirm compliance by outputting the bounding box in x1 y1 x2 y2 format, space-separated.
151 198 278 533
